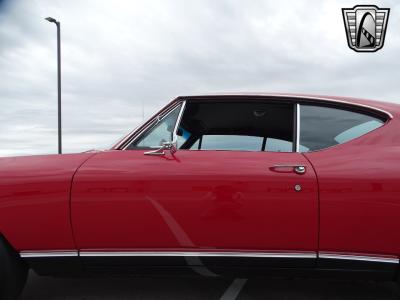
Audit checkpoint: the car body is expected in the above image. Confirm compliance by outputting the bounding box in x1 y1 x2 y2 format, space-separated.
1 93 400 298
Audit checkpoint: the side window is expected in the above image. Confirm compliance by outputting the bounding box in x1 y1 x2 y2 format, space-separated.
201 135 263 151
300 105 385 152
127 104 182 149
177 101 294 152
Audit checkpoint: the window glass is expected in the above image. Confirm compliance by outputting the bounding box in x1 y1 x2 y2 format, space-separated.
334 120 383 144
300 105 385 152
189 139 200 150
177 101 294 152
201 135 263 151
265 138 293 152
127 104 181 149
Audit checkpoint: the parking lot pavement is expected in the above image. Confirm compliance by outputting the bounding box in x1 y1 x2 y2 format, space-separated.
20 271 400 300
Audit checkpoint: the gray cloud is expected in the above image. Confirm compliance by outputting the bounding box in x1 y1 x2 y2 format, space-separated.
0 0 399 156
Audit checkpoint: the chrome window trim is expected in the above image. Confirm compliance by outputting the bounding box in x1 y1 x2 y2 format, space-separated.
319 253 399 264
20 250 78 258
172 100 186 142
290 95 394 120
79 251 316 259
122 101 184 150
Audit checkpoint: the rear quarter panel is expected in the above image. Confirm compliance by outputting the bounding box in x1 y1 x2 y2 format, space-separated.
304 116 400 256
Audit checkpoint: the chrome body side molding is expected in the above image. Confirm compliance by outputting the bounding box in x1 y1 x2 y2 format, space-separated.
19 250 399 265
319 253 399 264
19 250 315 259
79 251 316 259
20 250 79 258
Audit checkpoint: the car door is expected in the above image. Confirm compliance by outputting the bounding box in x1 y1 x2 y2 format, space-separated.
71 99 319 269
298 103 400 271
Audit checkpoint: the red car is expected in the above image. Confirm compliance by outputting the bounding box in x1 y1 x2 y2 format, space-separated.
1 94 399 298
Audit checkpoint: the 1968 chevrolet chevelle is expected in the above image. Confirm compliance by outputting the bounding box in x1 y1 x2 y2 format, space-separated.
1 94 400 298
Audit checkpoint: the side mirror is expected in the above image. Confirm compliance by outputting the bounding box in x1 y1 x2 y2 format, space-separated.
144 140 177 156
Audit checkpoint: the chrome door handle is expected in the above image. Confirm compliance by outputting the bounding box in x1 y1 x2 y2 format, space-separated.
272 164 306 175
294 166 306 174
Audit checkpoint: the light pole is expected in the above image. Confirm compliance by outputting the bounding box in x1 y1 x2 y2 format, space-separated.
45 17 62 154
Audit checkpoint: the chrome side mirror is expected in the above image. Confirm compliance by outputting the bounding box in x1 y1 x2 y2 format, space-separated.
144 140 177 156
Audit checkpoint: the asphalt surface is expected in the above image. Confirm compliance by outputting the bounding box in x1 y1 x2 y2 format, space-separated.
19 271 400 299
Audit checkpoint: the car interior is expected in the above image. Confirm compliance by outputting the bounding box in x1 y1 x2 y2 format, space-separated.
177 101 294 152
126 98 386 154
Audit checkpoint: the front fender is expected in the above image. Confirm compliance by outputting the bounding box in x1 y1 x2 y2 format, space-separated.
0 153 96 251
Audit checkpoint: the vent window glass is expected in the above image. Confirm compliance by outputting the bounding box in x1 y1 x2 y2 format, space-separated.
127 104 182 149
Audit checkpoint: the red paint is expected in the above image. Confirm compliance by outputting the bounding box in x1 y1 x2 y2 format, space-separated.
305 116 400 256
71 150 318 252
0 153 95 250
1 94 400 260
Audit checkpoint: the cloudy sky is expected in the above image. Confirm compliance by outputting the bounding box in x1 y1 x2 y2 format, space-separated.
0 0 399 156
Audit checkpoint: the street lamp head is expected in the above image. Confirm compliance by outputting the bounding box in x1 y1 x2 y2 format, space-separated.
45 17 58 23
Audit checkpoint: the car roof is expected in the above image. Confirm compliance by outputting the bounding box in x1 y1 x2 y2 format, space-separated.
176 93 400 119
